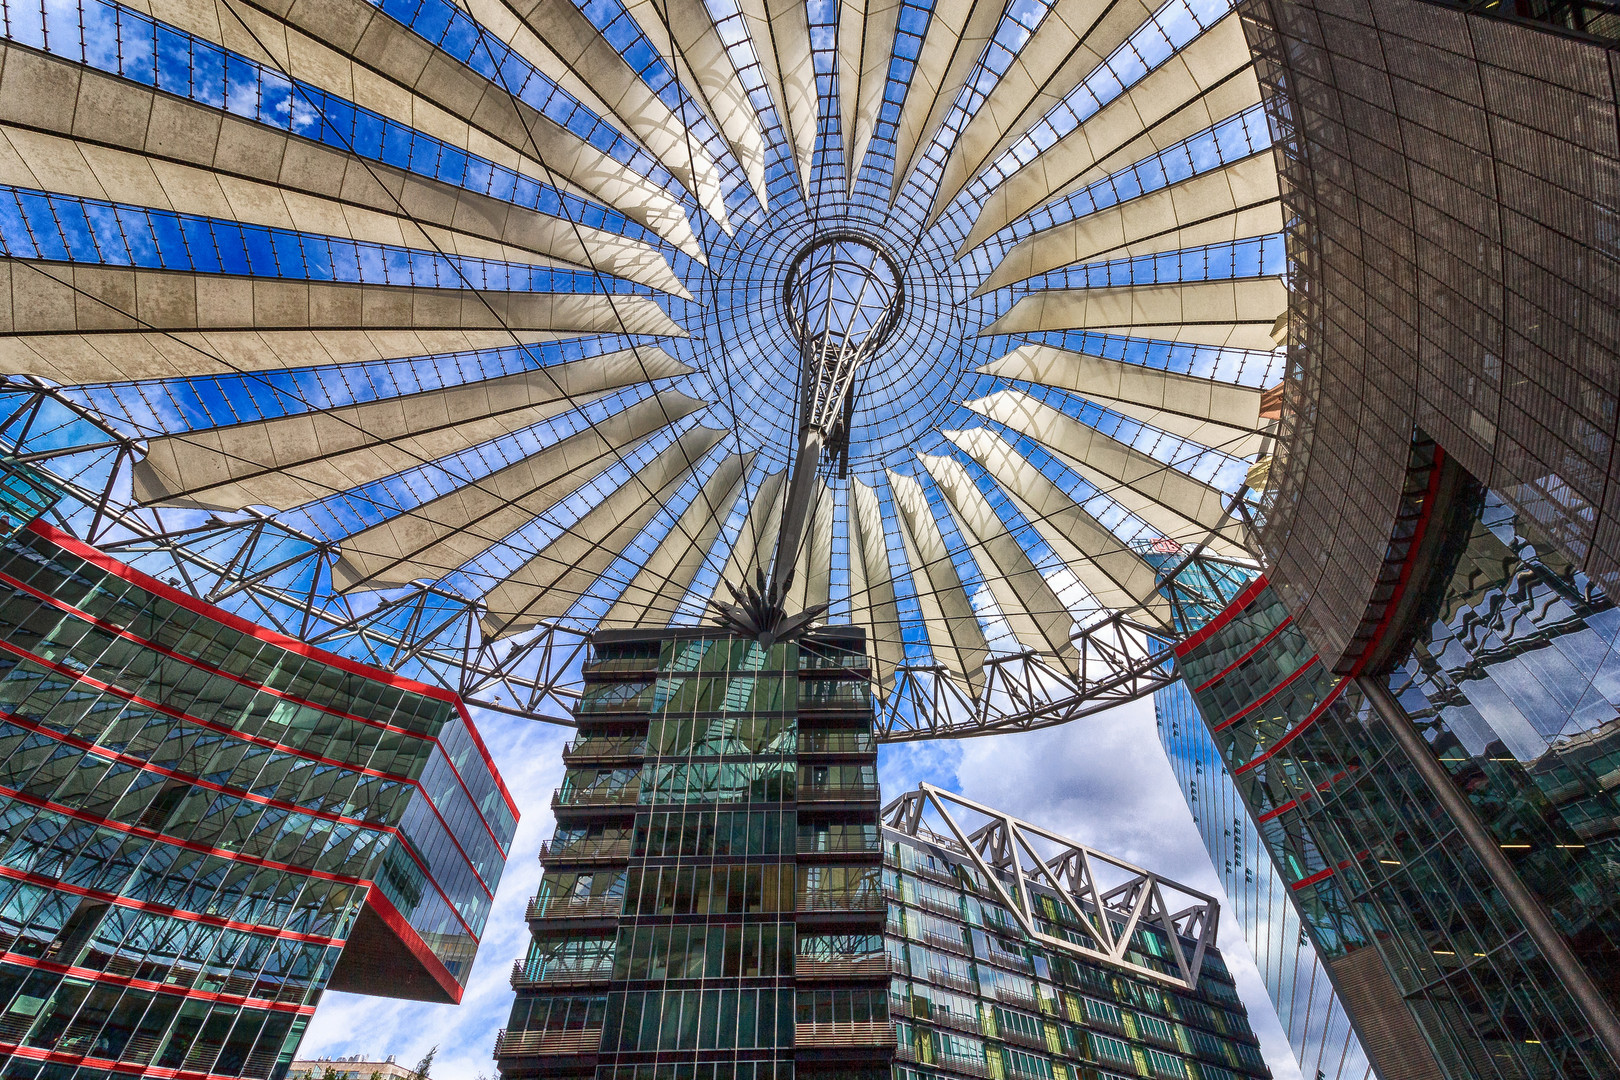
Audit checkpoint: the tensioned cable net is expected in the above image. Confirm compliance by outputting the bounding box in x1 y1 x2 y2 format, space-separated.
0 0 1286 738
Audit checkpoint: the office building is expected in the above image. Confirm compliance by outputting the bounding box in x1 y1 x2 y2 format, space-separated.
881 785 1272 1080
1173 472 1620 1078
495 626 889 1080
0 518 515 1077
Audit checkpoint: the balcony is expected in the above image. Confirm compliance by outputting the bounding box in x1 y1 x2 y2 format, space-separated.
509 959 614 988
921 929 972 956
526 895 624 920
932 1057 993 1079
553 786 641 808
795 957 889 980
926 969 979 995
563 738 647 763
799 732 877 754
539 838 633 863
493 1028 604 1058
798 785 881 803
794 1022 897 1048
797 891 887 913
998 1026 1050 1051
796 836 881 856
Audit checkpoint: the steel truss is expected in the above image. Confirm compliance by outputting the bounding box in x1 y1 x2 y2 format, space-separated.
0 377 1259 739
882 784 1219 990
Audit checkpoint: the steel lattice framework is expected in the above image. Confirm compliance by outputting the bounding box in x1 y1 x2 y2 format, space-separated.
882 784 1220 989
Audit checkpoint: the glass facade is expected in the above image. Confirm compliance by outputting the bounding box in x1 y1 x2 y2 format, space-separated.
496 627 890 1080
0 521 515 1077
1155 685 1369 1080
883 820 1271 1080
1173 484 1620 1079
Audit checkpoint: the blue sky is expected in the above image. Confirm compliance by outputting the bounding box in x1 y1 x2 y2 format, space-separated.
297 701 1303 1080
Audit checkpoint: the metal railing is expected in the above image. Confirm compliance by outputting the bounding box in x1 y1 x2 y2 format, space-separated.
553 786 641 807
509 960 613 987
795 957 889 980
526 895 624 920
539 839 632 862
799 784 881 802
563 738 647 760
492 1028 603 1057
797 891 886 912
796 835 881 854
794 1022 897 1048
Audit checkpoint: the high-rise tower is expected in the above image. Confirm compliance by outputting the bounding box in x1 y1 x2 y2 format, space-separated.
496 626 891 1080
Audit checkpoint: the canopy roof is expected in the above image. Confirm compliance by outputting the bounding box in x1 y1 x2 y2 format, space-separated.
0 0 1281 736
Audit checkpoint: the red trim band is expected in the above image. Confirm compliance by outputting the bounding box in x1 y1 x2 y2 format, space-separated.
1174 576 1269 657
0 638 493 903
1235 677 1351 776
0 949 317 1014
1256 768 1355 824
1290 852 1367 892
365 882 462 1003
0 779 480 943
0 1038 294 1079
1192 617 1294 693
27 522 516 820
0 862 343 947
1211 658 1317 732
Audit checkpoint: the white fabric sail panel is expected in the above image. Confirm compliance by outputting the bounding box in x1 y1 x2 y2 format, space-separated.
331 390 706 591
958 14 1260 253
492 0 731 232
930 0 1153 222
978 344 1266 456
887 471 990 692
736 0 818 196
889 0 1005 202
598 451 754 629
945 427 1170 622
786 478 833 615
919 452 1078 664
841 0 903 192
981 277 1288 350
193 0 703 257
0 261 687 339
848 478 906 688
625 0 770 207
0 328 579 385
976 155 1283 294
717 469 788 594
0 88 687 297
132 347 696 511
965 389 1248 554
480 424 729 637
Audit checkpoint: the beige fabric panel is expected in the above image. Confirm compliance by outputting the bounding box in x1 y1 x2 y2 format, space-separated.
978 343 1265 456
845 0 903 193
626 0 769 207
480 424 728 636
980 276 1288 350
736 0 817 196
0 260 686 338
958 14 1259 253
0 114 685 298
889 0 1004 202
598 451 753 629
848 478 906 689
132 347 695 510
966 389 1247 554
715 469 787 596
0 328 574 385
976 155 1282 294
785 477 832 614
494 0 729 230
946 427 1169 622
214 0 702 257
887 470 988 692
931 0 1152 221
332 390 704 590
920 452 1077 664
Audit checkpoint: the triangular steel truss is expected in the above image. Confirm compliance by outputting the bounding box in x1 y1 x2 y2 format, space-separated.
882 784 1219 990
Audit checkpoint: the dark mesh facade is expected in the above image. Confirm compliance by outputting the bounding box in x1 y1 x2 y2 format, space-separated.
884 828 1271 1080
1173 477 1620 1078
0 522 516 1077
1244 0 1620 668
495 627 891 1080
